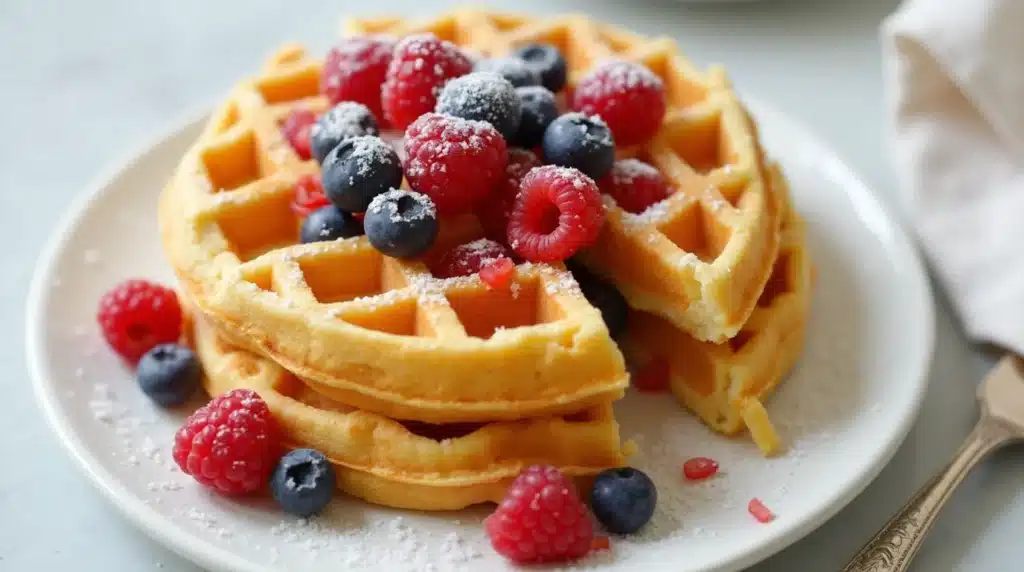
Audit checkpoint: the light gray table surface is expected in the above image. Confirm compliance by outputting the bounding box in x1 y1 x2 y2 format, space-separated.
1 0 1016 570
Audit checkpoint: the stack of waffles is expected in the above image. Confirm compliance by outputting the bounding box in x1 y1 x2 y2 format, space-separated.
158 9 812 511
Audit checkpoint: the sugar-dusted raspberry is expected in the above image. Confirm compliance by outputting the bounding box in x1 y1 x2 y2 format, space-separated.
321 35 396 121
507 165 605 263
381 34 473 130
97 279 182 365
599 158 673 214
485 465 594 564
280 108 317 160
290 174 331 218
476 148 541 241
571 60 666 146
403 112 507 215
433 238 512 278
172 389 282 496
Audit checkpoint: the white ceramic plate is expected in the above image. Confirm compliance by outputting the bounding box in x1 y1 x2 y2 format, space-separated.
26 97 934 572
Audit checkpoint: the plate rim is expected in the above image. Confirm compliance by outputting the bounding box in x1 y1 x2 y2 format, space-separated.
25 97 936 572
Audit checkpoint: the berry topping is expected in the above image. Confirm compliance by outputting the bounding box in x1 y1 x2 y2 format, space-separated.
280 108 317 161
682 457 720 481
571 60 666 146
434 71 521 141
512 86 558 149
599 159 673 214
136 343 201 407
632 358 670 393
434 238 513 278
300 205 364 243
381 33 473 130
485 465 594 564
97 279 183 365
748 498 775 523
590 467 658 535
479 257 516 290
321 35 396 120
321 135 402 212
512 43 568 93
364 189 439 258
403 112 507 215
271 448 337 517
507 165 605 263
310 101 380 164
476 148 542 241
592 536 612 552
290 174 331 218
474 56 542 88
565 260 628 337
542 112 615 181
172 388 281 496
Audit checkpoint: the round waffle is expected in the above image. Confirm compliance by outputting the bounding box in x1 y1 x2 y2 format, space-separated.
188 311 628 511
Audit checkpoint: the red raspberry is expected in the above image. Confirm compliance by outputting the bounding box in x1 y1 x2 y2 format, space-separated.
599 159 673 214
381 34 473 130
682 457 720 481
290 174 331 217
403 113 507 215
485 465 594 564
172 389 281 496
507 165 605 263
433 238 512 278
479 257 516 290
571 60 666 146
280 108 317 160
476 148 542 241
321 35 396 121
97 279 182 364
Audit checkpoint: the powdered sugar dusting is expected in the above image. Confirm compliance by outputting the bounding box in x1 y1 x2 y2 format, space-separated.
435 72 520 135
310 102 379 145
367 189 436 223
325 135 397 179
575 59 665 100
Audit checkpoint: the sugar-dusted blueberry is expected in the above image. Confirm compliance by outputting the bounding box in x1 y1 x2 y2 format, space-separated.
513 43 568 93
513 86 558 149
590 467 658 534
474 57 541 88
364 189 439 258
434 72 521 141
566 259 628 338
541 112 615 180
271 449 337 517
310 101 380 164
321 135 402 213
136 343 201 407
300 205 364 243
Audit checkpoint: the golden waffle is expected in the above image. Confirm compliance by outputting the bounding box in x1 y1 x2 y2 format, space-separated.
158 47 628 424
189 313 629 511
343 10 783 343
619 164 811 456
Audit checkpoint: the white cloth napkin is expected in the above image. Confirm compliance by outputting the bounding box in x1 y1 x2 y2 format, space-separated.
881 0 1024 355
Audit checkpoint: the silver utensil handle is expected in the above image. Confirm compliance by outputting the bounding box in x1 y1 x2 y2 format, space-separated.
841 417 1017 572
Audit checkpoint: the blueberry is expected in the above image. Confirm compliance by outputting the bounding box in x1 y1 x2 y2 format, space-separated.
310 101 380 164
300 205 364 243
566 260 628 338
364 189 439 258
590 467 657 534
136 343 200 407
542 112 615 180
513 43 568 93
270 449 336 517
321 135 402 213
474 57 542 88
513 86 559 149
435 72 521 141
